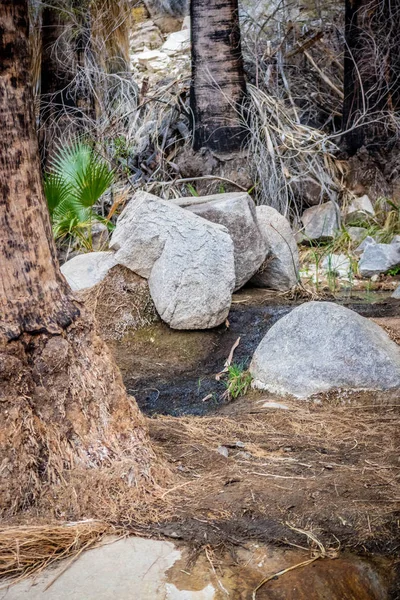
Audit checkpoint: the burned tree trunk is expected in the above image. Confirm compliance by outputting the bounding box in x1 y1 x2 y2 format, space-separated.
190 0 247 152
0 0 159 516
343 0 400 154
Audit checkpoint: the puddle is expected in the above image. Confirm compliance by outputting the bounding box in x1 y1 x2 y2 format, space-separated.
110 289 400 417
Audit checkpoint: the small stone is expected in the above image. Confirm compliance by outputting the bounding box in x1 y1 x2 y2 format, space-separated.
345 194 375 223
392 285 400 299
347 226 368 245
162 29 190 54
261 401 289 410
90 222 109 251
217 446 229 458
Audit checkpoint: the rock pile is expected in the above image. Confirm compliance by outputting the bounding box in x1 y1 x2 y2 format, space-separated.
61 191 299 330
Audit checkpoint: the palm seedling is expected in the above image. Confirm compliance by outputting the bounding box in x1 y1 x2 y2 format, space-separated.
44 141 114 249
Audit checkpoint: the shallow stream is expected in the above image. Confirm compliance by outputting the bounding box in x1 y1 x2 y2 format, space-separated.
111 289 400 417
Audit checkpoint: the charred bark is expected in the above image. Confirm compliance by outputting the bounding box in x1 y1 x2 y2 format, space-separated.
343 0 400 154
190 0 247 152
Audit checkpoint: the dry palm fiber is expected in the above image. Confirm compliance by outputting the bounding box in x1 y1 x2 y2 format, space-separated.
0 521 110 586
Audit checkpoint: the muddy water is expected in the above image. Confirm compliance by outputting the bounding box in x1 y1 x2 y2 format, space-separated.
111 289 400 417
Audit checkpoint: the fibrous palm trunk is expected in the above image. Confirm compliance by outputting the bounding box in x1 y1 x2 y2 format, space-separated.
0 0 158 517
190 0 247 152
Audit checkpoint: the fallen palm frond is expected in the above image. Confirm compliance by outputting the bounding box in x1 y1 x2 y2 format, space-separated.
0 521 111 587
246 84 343 216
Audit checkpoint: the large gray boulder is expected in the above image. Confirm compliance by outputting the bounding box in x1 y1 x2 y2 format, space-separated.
358 238 400 277
250 301 400 398
110 192 235 329
250 205 299 290
60 251 117 291
174 192 266 290
301 201 340 242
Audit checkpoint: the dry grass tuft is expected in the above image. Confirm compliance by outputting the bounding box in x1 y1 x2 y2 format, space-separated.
0 521 110 587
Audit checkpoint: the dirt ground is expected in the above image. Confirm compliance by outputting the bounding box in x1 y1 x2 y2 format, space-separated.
106 291 400 558
147 389 400 558
1 293 399 594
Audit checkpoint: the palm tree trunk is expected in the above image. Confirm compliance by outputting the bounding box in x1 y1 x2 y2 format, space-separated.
1 1 79 341
0 0 158 516
190 0 247 152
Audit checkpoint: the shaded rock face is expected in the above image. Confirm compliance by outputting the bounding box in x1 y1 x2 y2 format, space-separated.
143 0 188 32
110 192 235 330
78 265 159 341
291 178 328 207
250 301 400 398
359 238 400 277
145 0 188 16
250 205 299 291
178 192 266 290
301 201 340 241
60 252 117 291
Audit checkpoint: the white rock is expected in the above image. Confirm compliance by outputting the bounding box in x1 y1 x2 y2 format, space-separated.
250 301 400 398
260 401 290 410
110 192 235 329
322 253 351 279
250 205 299 291
166 583 216 599
133 49 170 71
176 193 266 290
182 16 191 30
162 29 190 54
61 252 117 291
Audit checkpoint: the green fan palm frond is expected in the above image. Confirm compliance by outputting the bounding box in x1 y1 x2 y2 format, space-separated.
49 141 93 187
44 141 114 244
72 161 115 207
43 173 73 216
